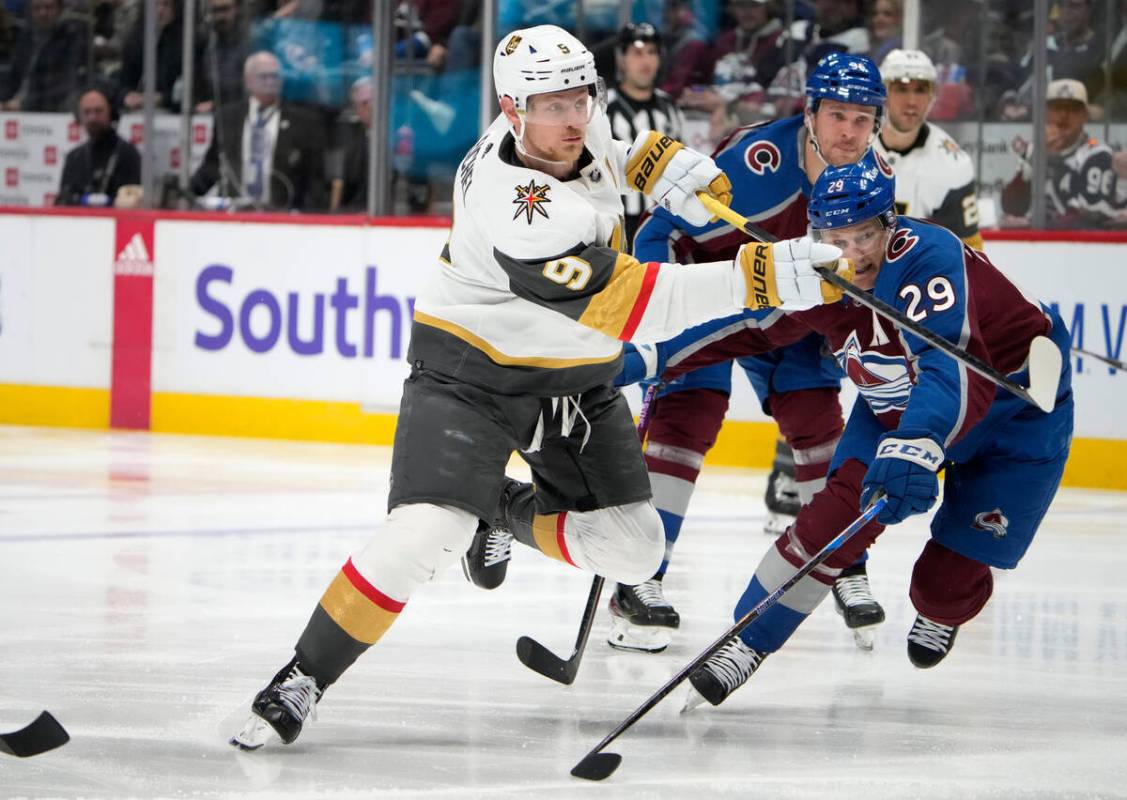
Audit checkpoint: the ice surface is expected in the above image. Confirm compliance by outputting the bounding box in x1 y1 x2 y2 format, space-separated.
1 426 1125 798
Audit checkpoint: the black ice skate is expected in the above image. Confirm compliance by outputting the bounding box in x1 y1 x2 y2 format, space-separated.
906 614 959 668
606 578 680 653
764 465 801 536
683 637 767 711
461 479 524 590
832 561 886 650
230 657 325 750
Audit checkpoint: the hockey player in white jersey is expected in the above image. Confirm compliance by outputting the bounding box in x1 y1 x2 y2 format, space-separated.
229 24 850 751
873 49 984 249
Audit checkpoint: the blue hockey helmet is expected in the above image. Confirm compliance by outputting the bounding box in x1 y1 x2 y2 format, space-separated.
808 149 897 231
805 52 886 118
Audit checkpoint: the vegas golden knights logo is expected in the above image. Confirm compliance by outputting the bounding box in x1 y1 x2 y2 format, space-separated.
504 35 522 55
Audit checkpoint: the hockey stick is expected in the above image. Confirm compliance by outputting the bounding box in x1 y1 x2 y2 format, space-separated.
570 496 887 781
516 576 604 685
515 385 661 684
0 711 70 758
696 194 1062 414
1071 346 1127 372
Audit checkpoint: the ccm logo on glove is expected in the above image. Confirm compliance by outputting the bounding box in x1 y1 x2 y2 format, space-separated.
876 438 943 470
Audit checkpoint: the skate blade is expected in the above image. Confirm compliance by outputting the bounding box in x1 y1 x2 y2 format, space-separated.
852 626 876 651
606 615 672 654
680 685 708 715
229 714 279 751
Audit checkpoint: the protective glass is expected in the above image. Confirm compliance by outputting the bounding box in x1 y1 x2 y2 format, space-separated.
524 79 607 126
810 218 888 262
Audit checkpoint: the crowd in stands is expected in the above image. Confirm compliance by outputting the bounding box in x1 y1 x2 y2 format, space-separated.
0 0 1125 221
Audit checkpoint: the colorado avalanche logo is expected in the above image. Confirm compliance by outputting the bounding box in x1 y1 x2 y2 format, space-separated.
745 141 781 175
836 330 913 413
872 149 894 178
886 228 919 262
973 509 1009 539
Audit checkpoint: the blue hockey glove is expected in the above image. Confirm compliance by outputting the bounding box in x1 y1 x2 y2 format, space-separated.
860 429 944 525
616 343 661 387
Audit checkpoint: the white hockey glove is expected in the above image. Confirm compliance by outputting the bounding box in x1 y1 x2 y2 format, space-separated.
625 131 733 228
735 237 851 311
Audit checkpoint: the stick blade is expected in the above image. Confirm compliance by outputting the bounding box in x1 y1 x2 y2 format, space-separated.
0 711 70 758
1026 335 1062 413
515 636 575 685
570 751 622 781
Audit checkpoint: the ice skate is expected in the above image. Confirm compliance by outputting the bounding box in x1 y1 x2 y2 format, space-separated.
832 562 886 650
763 466 801 535
682 637 766 712
461 479 524 590
606 578 680 653
906 614 959 668
230 657 324 750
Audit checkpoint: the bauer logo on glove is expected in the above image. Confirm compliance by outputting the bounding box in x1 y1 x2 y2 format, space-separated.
736 237 848 311
625 130 733 228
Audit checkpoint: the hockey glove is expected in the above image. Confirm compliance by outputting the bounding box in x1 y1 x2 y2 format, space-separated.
625 131 733 228
860 429 944 525
736 237 852 311
616 343 662 386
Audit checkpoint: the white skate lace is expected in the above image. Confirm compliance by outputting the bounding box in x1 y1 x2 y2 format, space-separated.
834 574 877 609
907 616 955 654
704 638 763 693
632 578 672 609
482 529 513 568
276 673 319 724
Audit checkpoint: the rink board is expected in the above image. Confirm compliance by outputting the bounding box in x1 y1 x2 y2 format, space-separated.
0 208 1124 488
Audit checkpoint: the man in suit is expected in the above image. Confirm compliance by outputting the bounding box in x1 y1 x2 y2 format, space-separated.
190 51 327 211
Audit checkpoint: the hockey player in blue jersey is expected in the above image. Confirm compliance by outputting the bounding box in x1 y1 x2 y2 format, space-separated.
635 153 1075 709
606 52 889 654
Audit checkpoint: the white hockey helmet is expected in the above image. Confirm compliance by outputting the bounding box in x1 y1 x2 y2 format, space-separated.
880 49 938 85
493 25 600 114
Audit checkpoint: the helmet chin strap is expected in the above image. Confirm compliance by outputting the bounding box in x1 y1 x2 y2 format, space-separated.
510 116 576 167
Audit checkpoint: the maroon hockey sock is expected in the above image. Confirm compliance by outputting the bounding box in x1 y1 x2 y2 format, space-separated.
909 539 994 626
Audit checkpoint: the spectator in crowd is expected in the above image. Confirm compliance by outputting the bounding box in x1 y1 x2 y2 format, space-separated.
334 75 370 212
0 4 21 100
56 85 142 207
90 0 140 80
193 0 249 113
606 22 684 247
190 51 327 211
442 0 482 73
119 0 184 111
1000 0 1107 121
765 0 869 117
0 0 88 111
680 0 785 131
1107 0 1127 118
394 0 461 70
661 0 716 100
1000 79 1124 228
867 0 901 65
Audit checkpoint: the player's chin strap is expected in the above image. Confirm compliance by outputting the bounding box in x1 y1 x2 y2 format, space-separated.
803 104 882 167
696 193 1063 414
509 116 576 168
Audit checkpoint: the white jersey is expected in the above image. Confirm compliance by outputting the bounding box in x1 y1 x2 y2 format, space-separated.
874 122 982 246
409 114 747 396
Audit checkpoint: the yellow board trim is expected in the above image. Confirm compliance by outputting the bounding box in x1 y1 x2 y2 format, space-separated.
319 570 399 645
3 385 1125 491
413 311 620 369
0 384 109 428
